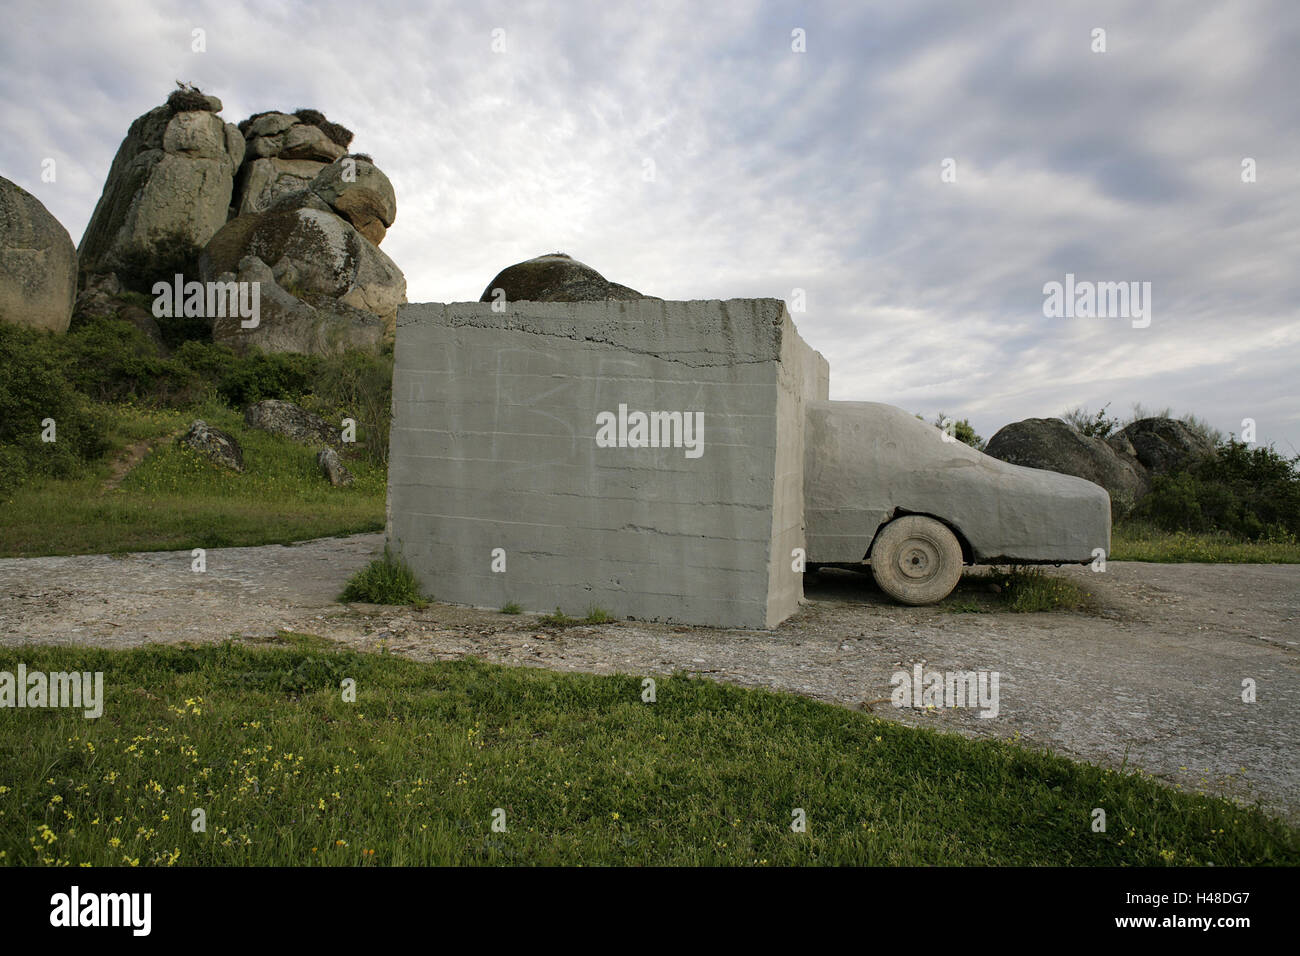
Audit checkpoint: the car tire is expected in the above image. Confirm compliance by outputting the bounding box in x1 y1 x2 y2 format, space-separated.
869 515 963 605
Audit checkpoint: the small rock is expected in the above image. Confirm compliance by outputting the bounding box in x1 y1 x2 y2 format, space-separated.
245 399 339 445
178 420 243 471
318 447 354 487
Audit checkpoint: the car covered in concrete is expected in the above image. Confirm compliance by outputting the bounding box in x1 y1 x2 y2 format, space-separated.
804 401 1111 605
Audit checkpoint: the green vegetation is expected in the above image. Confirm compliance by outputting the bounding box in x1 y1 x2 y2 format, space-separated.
339 548 426 606
539 606 617 626
1111 522 1300 564
0 307 391 557
915 412 984 450
1132 439 1299 543
539 608 576 626
500 603 523 615
0 402 385 557
1 640 1293 866
944 567 1096 614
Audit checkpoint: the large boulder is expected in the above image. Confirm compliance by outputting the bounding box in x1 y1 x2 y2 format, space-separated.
232 110 352 215
78 90 244 289
236 157 329 215
479 252 655 303
985 417 1150 516
1120 418 1216 476
309 158 396 245
0 176 77 333
245 399 339 445
207 254 385 356
198 205 404 354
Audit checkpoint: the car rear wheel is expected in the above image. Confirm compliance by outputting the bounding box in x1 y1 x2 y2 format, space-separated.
869 515 963 605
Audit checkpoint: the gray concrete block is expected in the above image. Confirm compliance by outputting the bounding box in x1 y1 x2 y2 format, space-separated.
388 299 826 627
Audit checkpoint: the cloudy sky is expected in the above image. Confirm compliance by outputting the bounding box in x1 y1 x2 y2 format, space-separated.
4 0 1297 451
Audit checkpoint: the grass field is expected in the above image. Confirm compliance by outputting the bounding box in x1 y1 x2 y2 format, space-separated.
1110 521 1300 564
0 403 385 558
1 637 1294 867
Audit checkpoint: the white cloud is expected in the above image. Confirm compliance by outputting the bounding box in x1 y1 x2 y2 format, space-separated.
1 0 1295 451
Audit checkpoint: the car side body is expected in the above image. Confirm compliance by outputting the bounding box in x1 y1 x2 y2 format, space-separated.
804 400 1112 567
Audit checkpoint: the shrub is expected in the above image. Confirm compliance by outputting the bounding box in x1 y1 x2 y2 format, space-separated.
1133 439 1299 540
0 324 111 496
215 350 319 407
293 108 353 148
339 548 425 605
59 316 206 405
308 349 394 465
1061 403 1122 439
934 413 984 450
500 602 523 615
113 229 204 296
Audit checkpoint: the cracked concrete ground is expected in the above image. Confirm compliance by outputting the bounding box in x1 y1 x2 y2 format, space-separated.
1 533 1296 820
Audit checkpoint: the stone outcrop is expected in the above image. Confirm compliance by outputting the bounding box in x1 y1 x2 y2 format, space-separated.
985 417 1150 516
308 158 396 245
178 420 243 472
479 252 656 303
199 204 403 355
77 89 244 288
76 92 405 356
0 176 78 333
232 110 354 216
244 399 339 445
1120 418 1217 476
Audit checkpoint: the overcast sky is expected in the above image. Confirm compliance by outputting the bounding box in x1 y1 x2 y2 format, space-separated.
4 0 1297 451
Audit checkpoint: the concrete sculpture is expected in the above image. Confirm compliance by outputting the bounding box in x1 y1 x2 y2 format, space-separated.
387 298 1110 626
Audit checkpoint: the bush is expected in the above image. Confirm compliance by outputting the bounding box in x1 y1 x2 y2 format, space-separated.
308 349 394 465
58 317 206 405
215 350 319 407
0 324 111 496
339 548 425 605
1061 403 1122 439
113 229 204 296
1134 439 1300 540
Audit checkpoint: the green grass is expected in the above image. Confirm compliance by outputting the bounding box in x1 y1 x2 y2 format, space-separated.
538 606 616 626
1111 521 1300 563
943 567 1097 614
0 640 1293 866
339 549 426 606
500 603 523 615
0 402 385 557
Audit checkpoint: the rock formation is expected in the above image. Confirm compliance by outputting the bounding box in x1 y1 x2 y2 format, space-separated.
74 90 405 356
199 203 404 355
479 252 655 303
985 416 1219 517
1120 418 1217 476
232 110 351 216
77 88 244 289
985 418 1150 516
0 176 78 333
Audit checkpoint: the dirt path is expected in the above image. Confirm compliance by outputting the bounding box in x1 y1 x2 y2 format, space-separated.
1 534 1296 820
100 428 184 492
